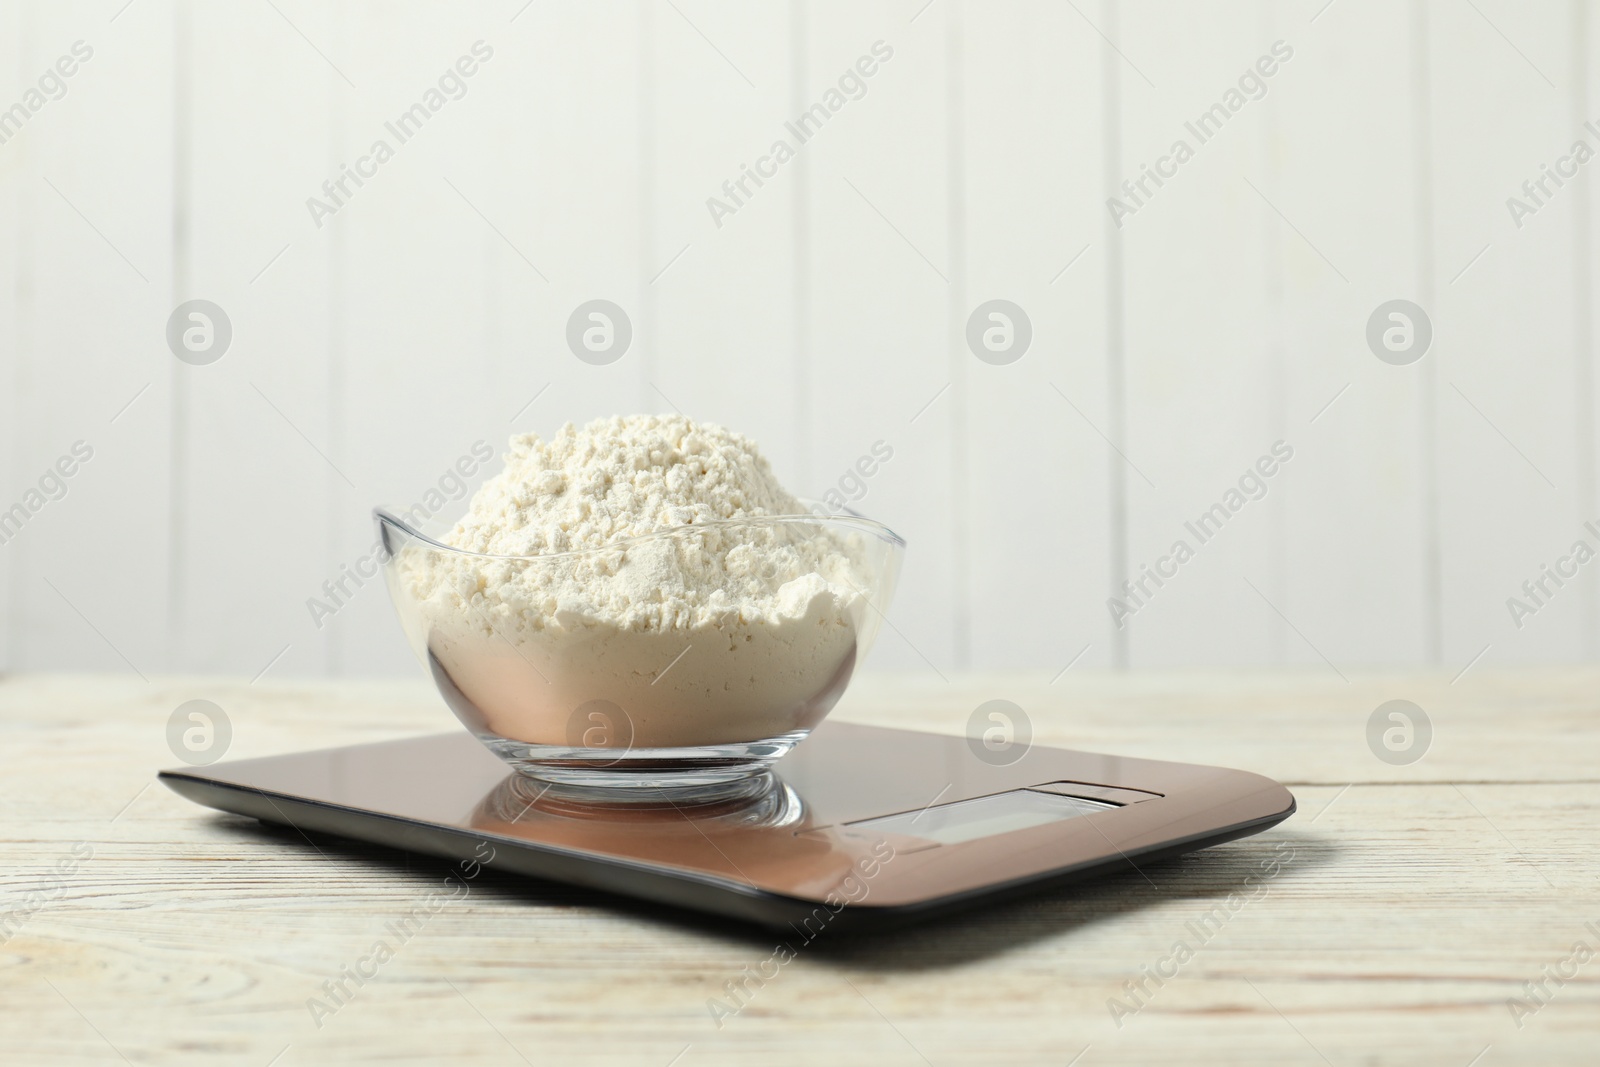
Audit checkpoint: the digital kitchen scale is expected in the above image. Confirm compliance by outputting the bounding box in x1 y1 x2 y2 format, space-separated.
159 722 1295 931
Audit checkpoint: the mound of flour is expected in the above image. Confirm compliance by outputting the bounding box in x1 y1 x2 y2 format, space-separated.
420 414 863 630
399 415 870 747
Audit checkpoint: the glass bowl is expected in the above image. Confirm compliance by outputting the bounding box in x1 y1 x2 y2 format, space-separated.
375 505 904 801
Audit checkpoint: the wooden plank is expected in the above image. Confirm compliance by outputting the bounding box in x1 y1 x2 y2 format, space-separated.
5 665 1599 792
1110 1 1284 668
643 1 797 482
1271 0 1434 669
961 0 1111 675
800 2 958 675
1 670 1598 1064
472 0 648 442
171 0 341 679
347 0 659 703
0 0 23 672
327 2 547 678
1429 0 1583 670
8 0 174 677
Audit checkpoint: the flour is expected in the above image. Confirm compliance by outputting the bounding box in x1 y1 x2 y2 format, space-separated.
428 414 861 630
398 415 872 748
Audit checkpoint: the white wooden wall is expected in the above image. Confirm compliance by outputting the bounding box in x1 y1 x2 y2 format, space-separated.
1 0 1595 681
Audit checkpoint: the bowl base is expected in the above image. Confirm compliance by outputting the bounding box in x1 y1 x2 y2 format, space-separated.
482 730 810 804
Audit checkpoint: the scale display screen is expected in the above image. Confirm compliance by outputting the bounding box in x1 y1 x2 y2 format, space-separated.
845 789 1120 845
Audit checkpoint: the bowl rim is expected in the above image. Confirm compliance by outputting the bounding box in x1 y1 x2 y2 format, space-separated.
373 502 905 562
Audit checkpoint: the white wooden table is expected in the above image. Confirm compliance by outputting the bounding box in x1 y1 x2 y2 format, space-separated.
2 669 1596 1065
